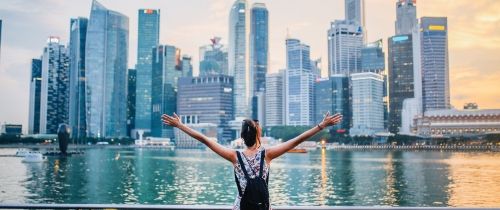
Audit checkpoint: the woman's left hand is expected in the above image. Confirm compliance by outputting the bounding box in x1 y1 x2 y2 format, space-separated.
161 113 182 127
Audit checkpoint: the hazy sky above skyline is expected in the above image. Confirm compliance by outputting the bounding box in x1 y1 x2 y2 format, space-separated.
0 0 499 130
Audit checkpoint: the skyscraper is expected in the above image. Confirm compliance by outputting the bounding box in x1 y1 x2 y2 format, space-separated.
135 9 160 133
68 17 88 140
250 3 268 95
328 20 364 76
265 71 285 127
229 0 250 118
350 72 384 136
285 38 314 126
395 0 417 35
127 68 136 138
151 45 180 138
0 19 2 63
85 0 129 138
181 55 193 78
28 58 42 134
420 17 450 111
361 39 385 73
388 35 414 134
345 0 366 38
313 75 351 133
177 75 234 142
39 37 70 134
199 37 228 76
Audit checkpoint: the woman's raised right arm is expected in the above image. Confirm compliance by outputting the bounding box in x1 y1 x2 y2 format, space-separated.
162 113 237 164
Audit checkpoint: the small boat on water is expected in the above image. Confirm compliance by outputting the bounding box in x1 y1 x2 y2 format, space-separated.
16 149 39 157
22 153 47 163
288 148 307 153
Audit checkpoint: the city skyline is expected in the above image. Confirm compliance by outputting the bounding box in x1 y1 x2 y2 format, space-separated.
0 0 499 131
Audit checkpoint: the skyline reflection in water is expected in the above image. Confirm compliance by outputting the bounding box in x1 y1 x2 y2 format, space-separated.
0 148 499 207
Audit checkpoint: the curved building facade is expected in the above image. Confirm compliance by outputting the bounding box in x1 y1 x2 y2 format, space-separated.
85 0 129 138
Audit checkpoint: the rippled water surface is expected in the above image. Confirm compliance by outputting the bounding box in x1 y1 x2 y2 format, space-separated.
0 148 499 207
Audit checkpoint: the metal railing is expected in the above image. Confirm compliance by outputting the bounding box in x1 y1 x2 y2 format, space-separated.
0 204 498 210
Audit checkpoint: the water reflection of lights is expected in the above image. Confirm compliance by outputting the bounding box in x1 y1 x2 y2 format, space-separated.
383 152 397 205
318 148 328 203
446 153 500 207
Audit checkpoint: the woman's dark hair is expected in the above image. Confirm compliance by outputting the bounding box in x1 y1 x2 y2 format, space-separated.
241 119 261 147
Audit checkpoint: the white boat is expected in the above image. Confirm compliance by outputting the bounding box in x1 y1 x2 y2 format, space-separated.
22 153 47 163
16 149 38 157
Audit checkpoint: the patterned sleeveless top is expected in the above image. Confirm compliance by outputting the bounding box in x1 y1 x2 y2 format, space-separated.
232 147 271 210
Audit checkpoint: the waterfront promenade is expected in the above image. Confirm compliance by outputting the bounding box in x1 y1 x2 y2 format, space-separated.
1 204 499 210
0 144 498 152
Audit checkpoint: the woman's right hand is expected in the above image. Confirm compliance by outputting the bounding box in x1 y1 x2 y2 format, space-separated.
161 113 182 127
319 112 343 128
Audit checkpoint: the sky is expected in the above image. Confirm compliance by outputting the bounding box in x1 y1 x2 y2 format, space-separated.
0 0 499 132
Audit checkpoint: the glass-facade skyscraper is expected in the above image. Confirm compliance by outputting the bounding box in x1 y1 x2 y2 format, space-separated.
420 17 450 111
250 3 268 95
313 75 351 133
285 38 314 126
229 0 250 118
265 71 285 127
135 9 160 133
0 19 2 62
85 0 129 138
361 39 385 73
127 68 136 138
345 0 366 38
388 35 414 134
151 45 180 138
40 37 70 134
250 3 269 124
69 17 88 140
350 72 385 136
199 37 228 76
395 0 417 35
28 58 42 134
328 20 364 76
177 75 235 142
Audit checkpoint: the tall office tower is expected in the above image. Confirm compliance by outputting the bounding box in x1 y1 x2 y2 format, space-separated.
28 59 42 134
313 75 351 133
395 0 417 35
285 38 314 126
265 71 285 127
250 3 268 95
135 9 160 133
350 72 384 136
311 58 322 79
39 37 70 134
420 17 450 111
199 37 228 76
361 39 385 73
127 68 136 138
177 75 235 142
68 17 88 140
85 0 129 138
388 35 414 134
345 0 366 40
250 3 268 123
328 20 364 76
181 55 193 77
0 19 2 63
229 0 250 118
150 45 181 138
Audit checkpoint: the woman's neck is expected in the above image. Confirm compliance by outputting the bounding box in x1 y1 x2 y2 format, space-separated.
247 142 260 151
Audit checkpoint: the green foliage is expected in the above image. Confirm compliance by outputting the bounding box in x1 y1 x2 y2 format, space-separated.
387 134 419 145
0 134 45 144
